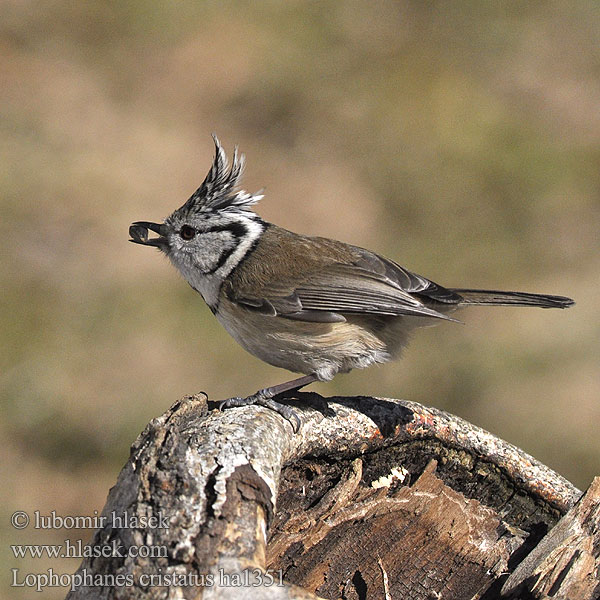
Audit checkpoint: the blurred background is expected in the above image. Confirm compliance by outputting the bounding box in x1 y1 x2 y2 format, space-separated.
1 1 599 597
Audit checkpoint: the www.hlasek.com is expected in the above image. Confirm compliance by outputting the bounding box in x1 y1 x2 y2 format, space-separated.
12 568 285 592
11 538 167 560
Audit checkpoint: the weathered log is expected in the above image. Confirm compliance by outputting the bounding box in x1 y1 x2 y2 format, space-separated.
502 476 600 599
65 393 595 600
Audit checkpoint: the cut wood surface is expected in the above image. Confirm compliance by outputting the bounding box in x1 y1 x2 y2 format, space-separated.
65 393 597 600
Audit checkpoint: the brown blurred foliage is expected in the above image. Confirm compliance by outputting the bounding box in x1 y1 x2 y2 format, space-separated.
1 2 598 596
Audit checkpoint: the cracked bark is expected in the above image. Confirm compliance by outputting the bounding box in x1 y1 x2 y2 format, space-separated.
65 394 598 600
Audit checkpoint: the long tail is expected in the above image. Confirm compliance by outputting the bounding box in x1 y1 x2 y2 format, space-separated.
450 289 575 309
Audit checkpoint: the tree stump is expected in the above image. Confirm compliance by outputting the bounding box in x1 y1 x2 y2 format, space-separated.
65 394 599 599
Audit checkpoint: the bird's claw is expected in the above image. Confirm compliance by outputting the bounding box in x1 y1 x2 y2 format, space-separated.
218 396 248 410
218 393 301 433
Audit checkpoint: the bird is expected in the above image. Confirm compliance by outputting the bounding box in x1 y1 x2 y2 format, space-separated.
130 135 574 431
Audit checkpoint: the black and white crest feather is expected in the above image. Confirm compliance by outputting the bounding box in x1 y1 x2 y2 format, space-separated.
181 135 263 214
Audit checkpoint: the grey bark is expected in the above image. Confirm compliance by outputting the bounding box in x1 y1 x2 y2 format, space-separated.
65 394 598 600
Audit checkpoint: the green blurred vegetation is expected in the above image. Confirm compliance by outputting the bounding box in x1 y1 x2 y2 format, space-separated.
1 2 599 596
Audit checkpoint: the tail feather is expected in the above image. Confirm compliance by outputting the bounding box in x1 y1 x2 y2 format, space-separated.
451 289 575 309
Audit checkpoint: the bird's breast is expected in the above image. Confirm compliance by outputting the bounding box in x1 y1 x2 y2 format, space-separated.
214 296 399 380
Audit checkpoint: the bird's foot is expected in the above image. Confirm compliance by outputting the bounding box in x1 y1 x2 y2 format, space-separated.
219 389 301 433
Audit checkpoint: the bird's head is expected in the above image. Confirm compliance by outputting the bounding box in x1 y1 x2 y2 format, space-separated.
129 135 265 282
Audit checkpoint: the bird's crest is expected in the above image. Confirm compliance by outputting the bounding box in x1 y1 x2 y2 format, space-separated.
180 135 263 214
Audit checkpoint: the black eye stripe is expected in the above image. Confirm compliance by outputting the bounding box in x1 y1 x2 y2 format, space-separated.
180 223 247 241
204 223 249 275
202 223 248 238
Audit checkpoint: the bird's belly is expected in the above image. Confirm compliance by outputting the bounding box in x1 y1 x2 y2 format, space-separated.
215 302 397 381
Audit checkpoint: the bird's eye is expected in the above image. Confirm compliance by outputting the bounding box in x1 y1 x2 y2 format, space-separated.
180 225 196 240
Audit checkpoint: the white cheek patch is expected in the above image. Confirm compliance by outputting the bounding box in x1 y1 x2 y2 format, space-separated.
165 213 264 310
193 231 236 274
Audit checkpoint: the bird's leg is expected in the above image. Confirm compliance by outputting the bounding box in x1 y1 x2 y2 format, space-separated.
219 374 318 432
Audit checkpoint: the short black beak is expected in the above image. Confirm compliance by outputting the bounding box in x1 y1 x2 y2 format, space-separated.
129 221 169 249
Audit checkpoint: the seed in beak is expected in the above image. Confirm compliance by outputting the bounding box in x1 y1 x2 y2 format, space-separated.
129 223 149 244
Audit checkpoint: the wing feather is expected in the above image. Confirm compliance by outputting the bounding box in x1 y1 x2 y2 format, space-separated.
225 227 462 323
229 256 460 322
